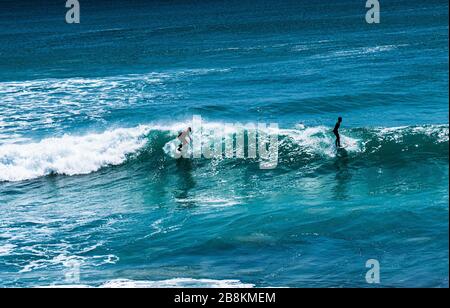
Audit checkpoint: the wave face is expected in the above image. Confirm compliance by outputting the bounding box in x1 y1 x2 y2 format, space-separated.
0 123 447 182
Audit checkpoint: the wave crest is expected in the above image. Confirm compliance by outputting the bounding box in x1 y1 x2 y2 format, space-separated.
0 126 150 182
0 123 447 182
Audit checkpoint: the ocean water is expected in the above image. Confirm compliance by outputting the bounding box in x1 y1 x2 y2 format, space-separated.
0 0 448 288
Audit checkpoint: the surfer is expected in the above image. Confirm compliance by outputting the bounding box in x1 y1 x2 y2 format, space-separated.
177 127 192 152
333 117 342 148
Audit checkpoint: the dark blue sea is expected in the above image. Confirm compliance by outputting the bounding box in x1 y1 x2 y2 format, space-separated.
0 0 448 287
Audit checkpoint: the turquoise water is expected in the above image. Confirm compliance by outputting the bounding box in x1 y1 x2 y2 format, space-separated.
0 0 448 287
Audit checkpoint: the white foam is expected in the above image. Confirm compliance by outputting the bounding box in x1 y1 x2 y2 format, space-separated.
19 253 119 273
100 278 255 288
147 218 182 237
161 121 362 160
282 125 361 157
38 278 255 288
375 124 449 143
0 69 232 139
0 125 150 182
312 44 408 60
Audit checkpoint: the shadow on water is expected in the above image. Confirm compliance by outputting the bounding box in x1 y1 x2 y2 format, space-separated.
174 158 196 208
332 148 352 200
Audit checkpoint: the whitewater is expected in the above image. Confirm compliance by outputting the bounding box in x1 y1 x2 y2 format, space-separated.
1 122 447 182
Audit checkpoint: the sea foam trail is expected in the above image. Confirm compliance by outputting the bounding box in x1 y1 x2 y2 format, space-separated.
0 126 150 182
100 278 255 288
39 278 255 288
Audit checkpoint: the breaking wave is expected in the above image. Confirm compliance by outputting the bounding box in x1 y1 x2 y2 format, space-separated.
0 122 447 182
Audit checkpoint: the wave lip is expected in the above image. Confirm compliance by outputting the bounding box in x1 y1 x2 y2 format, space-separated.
0 125 150 182
280 124 361 158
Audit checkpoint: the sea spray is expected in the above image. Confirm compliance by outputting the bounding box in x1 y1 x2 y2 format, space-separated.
0 126 150 181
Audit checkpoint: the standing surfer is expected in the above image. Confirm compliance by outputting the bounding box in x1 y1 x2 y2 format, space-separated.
333 117 342 148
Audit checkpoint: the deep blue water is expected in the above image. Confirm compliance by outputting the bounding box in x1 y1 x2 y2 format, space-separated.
0 0 448 287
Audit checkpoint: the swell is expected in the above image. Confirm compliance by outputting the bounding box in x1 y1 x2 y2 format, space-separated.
0 123 448 182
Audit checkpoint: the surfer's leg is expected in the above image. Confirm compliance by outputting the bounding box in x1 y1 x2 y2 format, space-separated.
334 132 339 147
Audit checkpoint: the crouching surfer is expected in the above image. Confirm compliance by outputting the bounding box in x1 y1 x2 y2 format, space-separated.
177 127 192 153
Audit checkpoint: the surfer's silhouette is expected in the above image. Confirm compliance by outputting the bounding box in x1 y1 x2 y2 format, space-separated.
177 127 192 152
333 117 342 148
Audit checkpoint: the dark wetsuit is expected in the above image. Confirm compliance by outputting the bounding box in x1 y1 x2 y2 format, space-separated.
177 132 183 151
333 122 341 148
